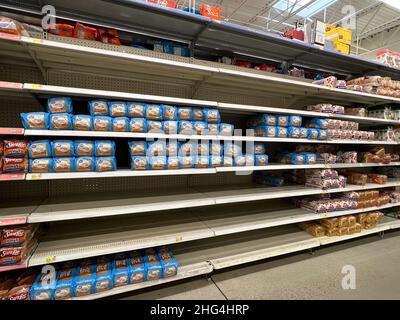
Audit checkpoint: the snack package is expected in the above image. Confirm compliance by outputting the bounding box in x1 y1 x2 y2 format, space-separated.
276 115 289 127
288 115 302 127
129 118 147 133
2 157 27 173
157 248 179 278
196 156 210 168
49 23 74 37
147 141 166 157
0 224 38 247
348 173 368 186
145 104 163 120
29 158 53 173
73 22 97 40
275 127 288 138
193 108 205 121
95 156 117 172
255 154 268 166
53 157 75 172
162 105 177 120
93 116 112 131
128 141 147 156
177 107 193 121
193 121 208 135
112 117 129 132
47 97 73 114
203 109 220 123
210 155 222 168
163 121 178 134
4 140 28 158
72 115 93 131
95 256 113 293
210 142 222 156
113 253 129 287
129 251 146 284
368 174 387 185
167 156 180 170
144 249 163 281
207 123 219 135
127 102 146 118
219 123 234 136
72 259 96 297
180 155 196 169
75 157 95 172
52 140 74 157
49 113 73 130
178 121 194 135
74 141 94 157
94 141 115 157
88 100 109 116
54 268 74 300
21 112 49 129
30 273 56 300
148 156 167 170
131 156 148 170
224 143 242 158
108 102 127 117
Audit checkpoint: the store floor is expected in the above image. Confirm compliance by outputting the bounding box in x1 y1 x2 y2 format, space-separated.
116 230 400 300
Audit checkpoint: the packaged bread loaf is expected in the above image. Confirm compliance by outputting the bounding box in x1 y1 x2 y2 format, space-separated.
193 108 204 121
49 113 72 130
21 112 49 129
95 156 116 172
196 156 210 168
88 100 109 116
113 253 129 287
157 247 179 278
112 117 129 132
74 141 94 156
47 97 72 114
95 256 113 293
52 140 74 157
148 120 164 133
178 120 193 134
108 102 127 117
30 273 55 300
127 102 146 118
29 158 52 173
167 156 180 170
163 120 178 134
131 156 148 170
146 104 163 120
208 123 219 135
53 157 75 172
128 141 147 156
129 118 147 132
94 140 115 157
75 157 95 172
54 267 73 300
129 251 145 284
72 115 92 131
177 107 193 121
93 116 112 131
148 156 167 170
72 259 96 297
203 109 220 123
162 105 177 120
28 140 51 159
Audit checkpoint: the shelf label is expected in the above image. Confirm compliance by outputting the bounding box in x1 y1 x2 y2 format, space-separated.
0 81 23 89
29 174 42 180
0 33 20 41
175 236 183 242
30 84 43 90
30 38 43 44
46 256 56 263
0 217 26 226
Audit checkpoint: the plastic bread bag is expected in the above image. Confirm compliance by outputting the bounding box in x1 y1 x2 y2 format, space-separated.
53 157 75 172
348 224 357 234
207 123 219 135
147 141 166 157
203 109 220 123
0 16 29 36
210 142 222 156
94 141 116 157
166 142 178 157
95 156 117 172
129 118 147 133
95 256 114 293
325 227 340 237
222 156 233 167
73 22 97 40
88 100 109 116
148 156 167 170
299 127 308 139
307 128 319 140
255 154 268 166
49 113 73 130
54 269 74 300
72 259 96 297
332 105 345 114
338 227 349 236
253 143 266 155
108 102 127 117
304 153 317 164
29 158 53 173
232 155 246 167
312 76 337 88
260 114 276 126
348 173 368 186
318 129 328 141
47 97 73 114
113 253 129 287
354 223 362 233
219 123 234 136
27 140 50 159
193 121 208 135
130 156 148 170
275 127 288 138
179 141 196 157
348 215 357 226
52 140 74 157
288 115 302 127
93 116 112 131
73 115 93 131
337 216 349 228
144 250 163 281
128 141 147 156
167 156 180 170
74 140 94 156
196 156 210 168
147 120 163 133
178 120 194 135
367 173 387 185
128 251 146 284
306 119 328 129
177 106 193 121
197 142 209 156
320 217 339 229
193 108 205 121
210 155 222 168
127 102 146 118
157 248 179 278
2 157 28 173
292 153 306 165
112 117 129 132
287 127 300 138
180 155 196 169
146 104 163 120
254 126 275 137
224 143 242 158
75 157 95 172
30 273 56 300
161 105 177 120
163 121 178 134
21 112 49 129
276 115 289 127
245 154 255 166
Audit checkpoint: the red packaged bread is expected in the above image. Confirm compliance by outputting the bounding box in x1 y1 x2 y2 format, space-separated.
3 139 28 158
73 22 97 40
2 157 28 173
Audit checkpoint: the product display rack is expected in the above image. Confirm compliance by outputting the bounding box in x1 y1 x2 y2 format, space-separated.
1 4 400 301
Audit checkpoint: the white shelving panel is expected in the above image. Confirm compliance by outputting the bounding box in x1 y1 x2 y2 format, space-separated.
0 204 39 226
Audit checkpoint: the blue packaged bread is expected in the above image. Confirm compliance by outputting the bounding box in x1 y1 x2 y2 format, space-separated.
108 101 127 117
93 116 112 131
304 153 317 164
219 123 234 136
163 120 178 134
144 248 163 280
112 117 129 132
275 127 288 138
94 140 115 156
193 108 205 121
52 140 74 157
209 142 222 156
157 247 179 278
254 143 266 155
30 273 56 300
47 97 73 114
29 158 53 173
196 156 210 168
162 105 177 120
306 118 328 129
288 115 302 127
88 100 109 116
147 141 166 157
129 118 147 133
254 126 275 137
148 156 167 170
307 128 319 140
21 112 49 129
177 106 193 121
53 157 75 172
74 140 94 156
72 259 96 297
131 156 148 170
167 156 180 170
49 113 73 130
255 154 268 166
207 123 219 135
193 121 208 135
234 155 246 167
224 143 242 158
198 142 209 156
276 115 289 127
72 115 92 131
128 141 147 156
146 104 163 120
28 140 51 158
148 120 164 133
54 268 74 300
113 253 129 287
95 156 117 172
318 129 328 141
95 256 114 293
178 121 194 135
210 155 222 168
179 141 196 156
129 251 146 284
127 102 146 118
287 127 301 138
75 157 95 172
166 142 179 157
180 155 196 169
203 109 220 123
300 127 308 139
223 156 233 167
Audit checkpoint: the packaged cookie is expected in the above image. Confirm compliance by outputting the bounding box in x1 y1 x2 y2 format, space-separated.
53 157 75 172
198 143 209 156
21 112 49 129
178 121 194 135
72 259 96 297
127 102 146 118
207 123 219 135
145 104 163 120
148 120 164 133
254 143 266 155
180 155 196 169
129 251 146 284
210 155 222 168
162 105 177 120
288 115 302 127
163 121 178 134
47 97 73 114
89 100 109 116
166 142 178 157
129 118 147 133
179 142 196 156
72 115 92 131
148 156 167 170
255 154 268 166
113 253 129 287
52 140 74 157
112 117 129 132
224 143 242 158
147 141 166 157
93 116 112 131
196 156 210 168
95 157 117 172
194 121 208 135
157 248 179 278
128 141 147 156
4 139 28 158
203 109 220 123
74 141 94 156
30 273 56 300
2 157 28 173
275 127 288 138
210 142 222 156
219 123 234 136
95 256 113 293
144 250 163 281
307 128 319 140
49 113 72 130
276 115 288 127
131 156 148 170
167 156 180 170
29 158 53 173
108 101 127 117
75 157 95 172
177 107 193 120
193 108 205 121
287 127 300 138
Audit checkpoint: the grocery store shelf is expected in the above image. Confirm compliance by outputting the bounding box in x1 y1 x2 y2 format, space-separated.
0 204 38 226
0 173 25 181
0 128 24 135
0 261 27 273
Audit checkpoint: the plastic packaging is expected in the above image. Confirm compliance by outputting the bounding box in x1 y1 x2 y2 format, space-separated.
210 155 222 168
179 142 196 156
129 118 147 132
129 251 146 284
28 140 51 159
163 121 178 134
75 157 95 172
4 140 28 158
47 97 72 114
276 115 289 127
196 156 210 168
29 158 53 173
30 273 55 300
74 141 94 157
203 109 220 123
162 105 177 120
177 107 193 121
93 116 112 131
21 112 49 129
131 156 148 170
147 141 166 157
275 127 288 138
112 117 129 132
108 102 127 117
53 157 75 172
113 253 129 287
178 121 194 134
146 104 163 120
72 115 92 131
219 123 234 136
2 157 28 173
148 156 167 170
287 127 300 138
128 141 147 156
166 142 179 157
94 141 116 157
224 143 242 158
255 154 268 166
207 123 219 135
180 155 196 169
49 113 72 130
88 100 109 116
288 115 302 127
127 102 146 118
193 108 205 121
95 156 117 172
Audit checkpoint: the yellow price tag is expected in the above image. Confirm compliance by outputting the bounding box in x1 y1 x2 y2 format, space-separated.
46 256 56 263
31 38 42 44
176 236 183 242
31 84 42 90
30 174 42 180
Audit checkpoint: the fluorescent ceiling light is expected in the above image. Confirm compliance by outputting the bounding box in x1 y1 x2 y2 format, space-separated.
273 0 338 18
380 0 400 10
